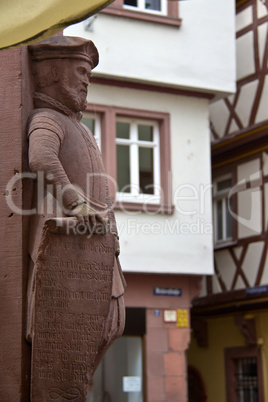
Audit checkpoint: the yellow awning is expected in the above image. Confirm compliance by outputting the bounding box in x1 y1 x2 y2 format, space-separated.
0 0 113 50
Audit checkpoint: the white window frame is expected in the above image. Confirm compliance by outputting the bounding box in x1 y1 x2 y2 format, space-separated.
81 112 101 150
213 174 233 244
116 117 161 204
123 0 167 16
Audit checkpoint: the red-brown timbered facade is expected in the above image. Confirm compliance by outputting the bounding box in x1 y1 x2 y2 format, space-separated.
188 2 268 401
207 0 268 297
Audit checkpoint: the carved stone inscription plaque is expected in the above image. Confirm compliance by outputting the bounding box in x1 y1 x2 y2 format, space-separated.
31 219 114 401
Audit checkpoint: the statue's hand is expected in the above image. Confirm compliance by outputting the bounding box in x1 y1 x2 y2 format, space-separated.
68 202 107 234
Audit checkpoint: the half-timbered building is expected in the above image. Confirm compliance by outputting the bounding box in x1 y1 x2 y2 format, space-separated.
64 0 235 400
188 1 268 401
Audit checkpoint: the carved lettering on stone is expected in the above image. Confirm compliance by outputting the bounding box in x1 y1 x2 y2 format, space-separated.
31 219 114 401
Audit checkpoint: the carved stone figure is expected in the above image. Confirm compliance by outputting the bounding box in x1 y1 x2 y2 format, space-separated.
26 36 126 400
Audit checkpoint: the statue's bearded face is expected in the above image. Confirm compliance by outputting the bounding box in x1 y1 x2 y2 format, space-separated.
58 59 92 112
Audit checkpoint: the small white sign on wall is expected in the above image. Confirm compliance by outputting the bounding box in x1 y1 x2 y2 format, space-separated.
123 376 141 392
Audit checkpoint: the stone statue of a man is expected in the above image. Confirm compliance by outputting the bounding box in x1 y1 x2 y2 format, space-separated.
26 36 126 398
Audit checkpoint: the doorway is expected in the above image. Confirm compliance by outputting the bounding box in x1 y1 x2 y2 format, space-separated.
87 308 146 402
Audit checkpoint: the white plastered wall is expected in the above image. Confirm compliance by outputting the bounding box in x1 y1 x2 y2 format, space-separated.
86 84 214 274
63 0 233 275
65 0 236 98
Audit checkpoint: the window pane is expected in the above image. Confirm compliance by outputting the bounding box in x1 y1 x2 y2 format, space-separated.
145 0 161 10
117 145 131 193
236 357 258 402
124 0 137 6
81 117 95 135
217 200 223 240
116 121 130 139
87 336 143 401
139 147 154 194
226 198 233 239
138 124 153 141
217 178 232 192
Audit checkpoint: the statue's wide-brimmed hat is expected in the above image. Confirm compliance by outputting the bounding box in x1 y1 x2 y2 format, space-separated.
29 36 99 69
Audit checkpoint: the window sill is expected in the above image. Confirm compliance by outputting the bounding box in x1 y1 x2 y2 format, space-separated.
101 5 181 27
114 200 174 214
214 240 237 251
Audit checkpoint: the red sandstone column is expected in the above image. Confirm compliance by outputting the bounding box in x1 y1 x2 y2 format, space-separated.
146 309 190 402
0 46 33 401
144 276 201 402
165 328 190 401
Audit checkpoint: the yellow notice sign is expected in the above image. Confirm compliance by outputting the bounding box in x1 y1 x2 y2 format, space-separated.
176 309 188 328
